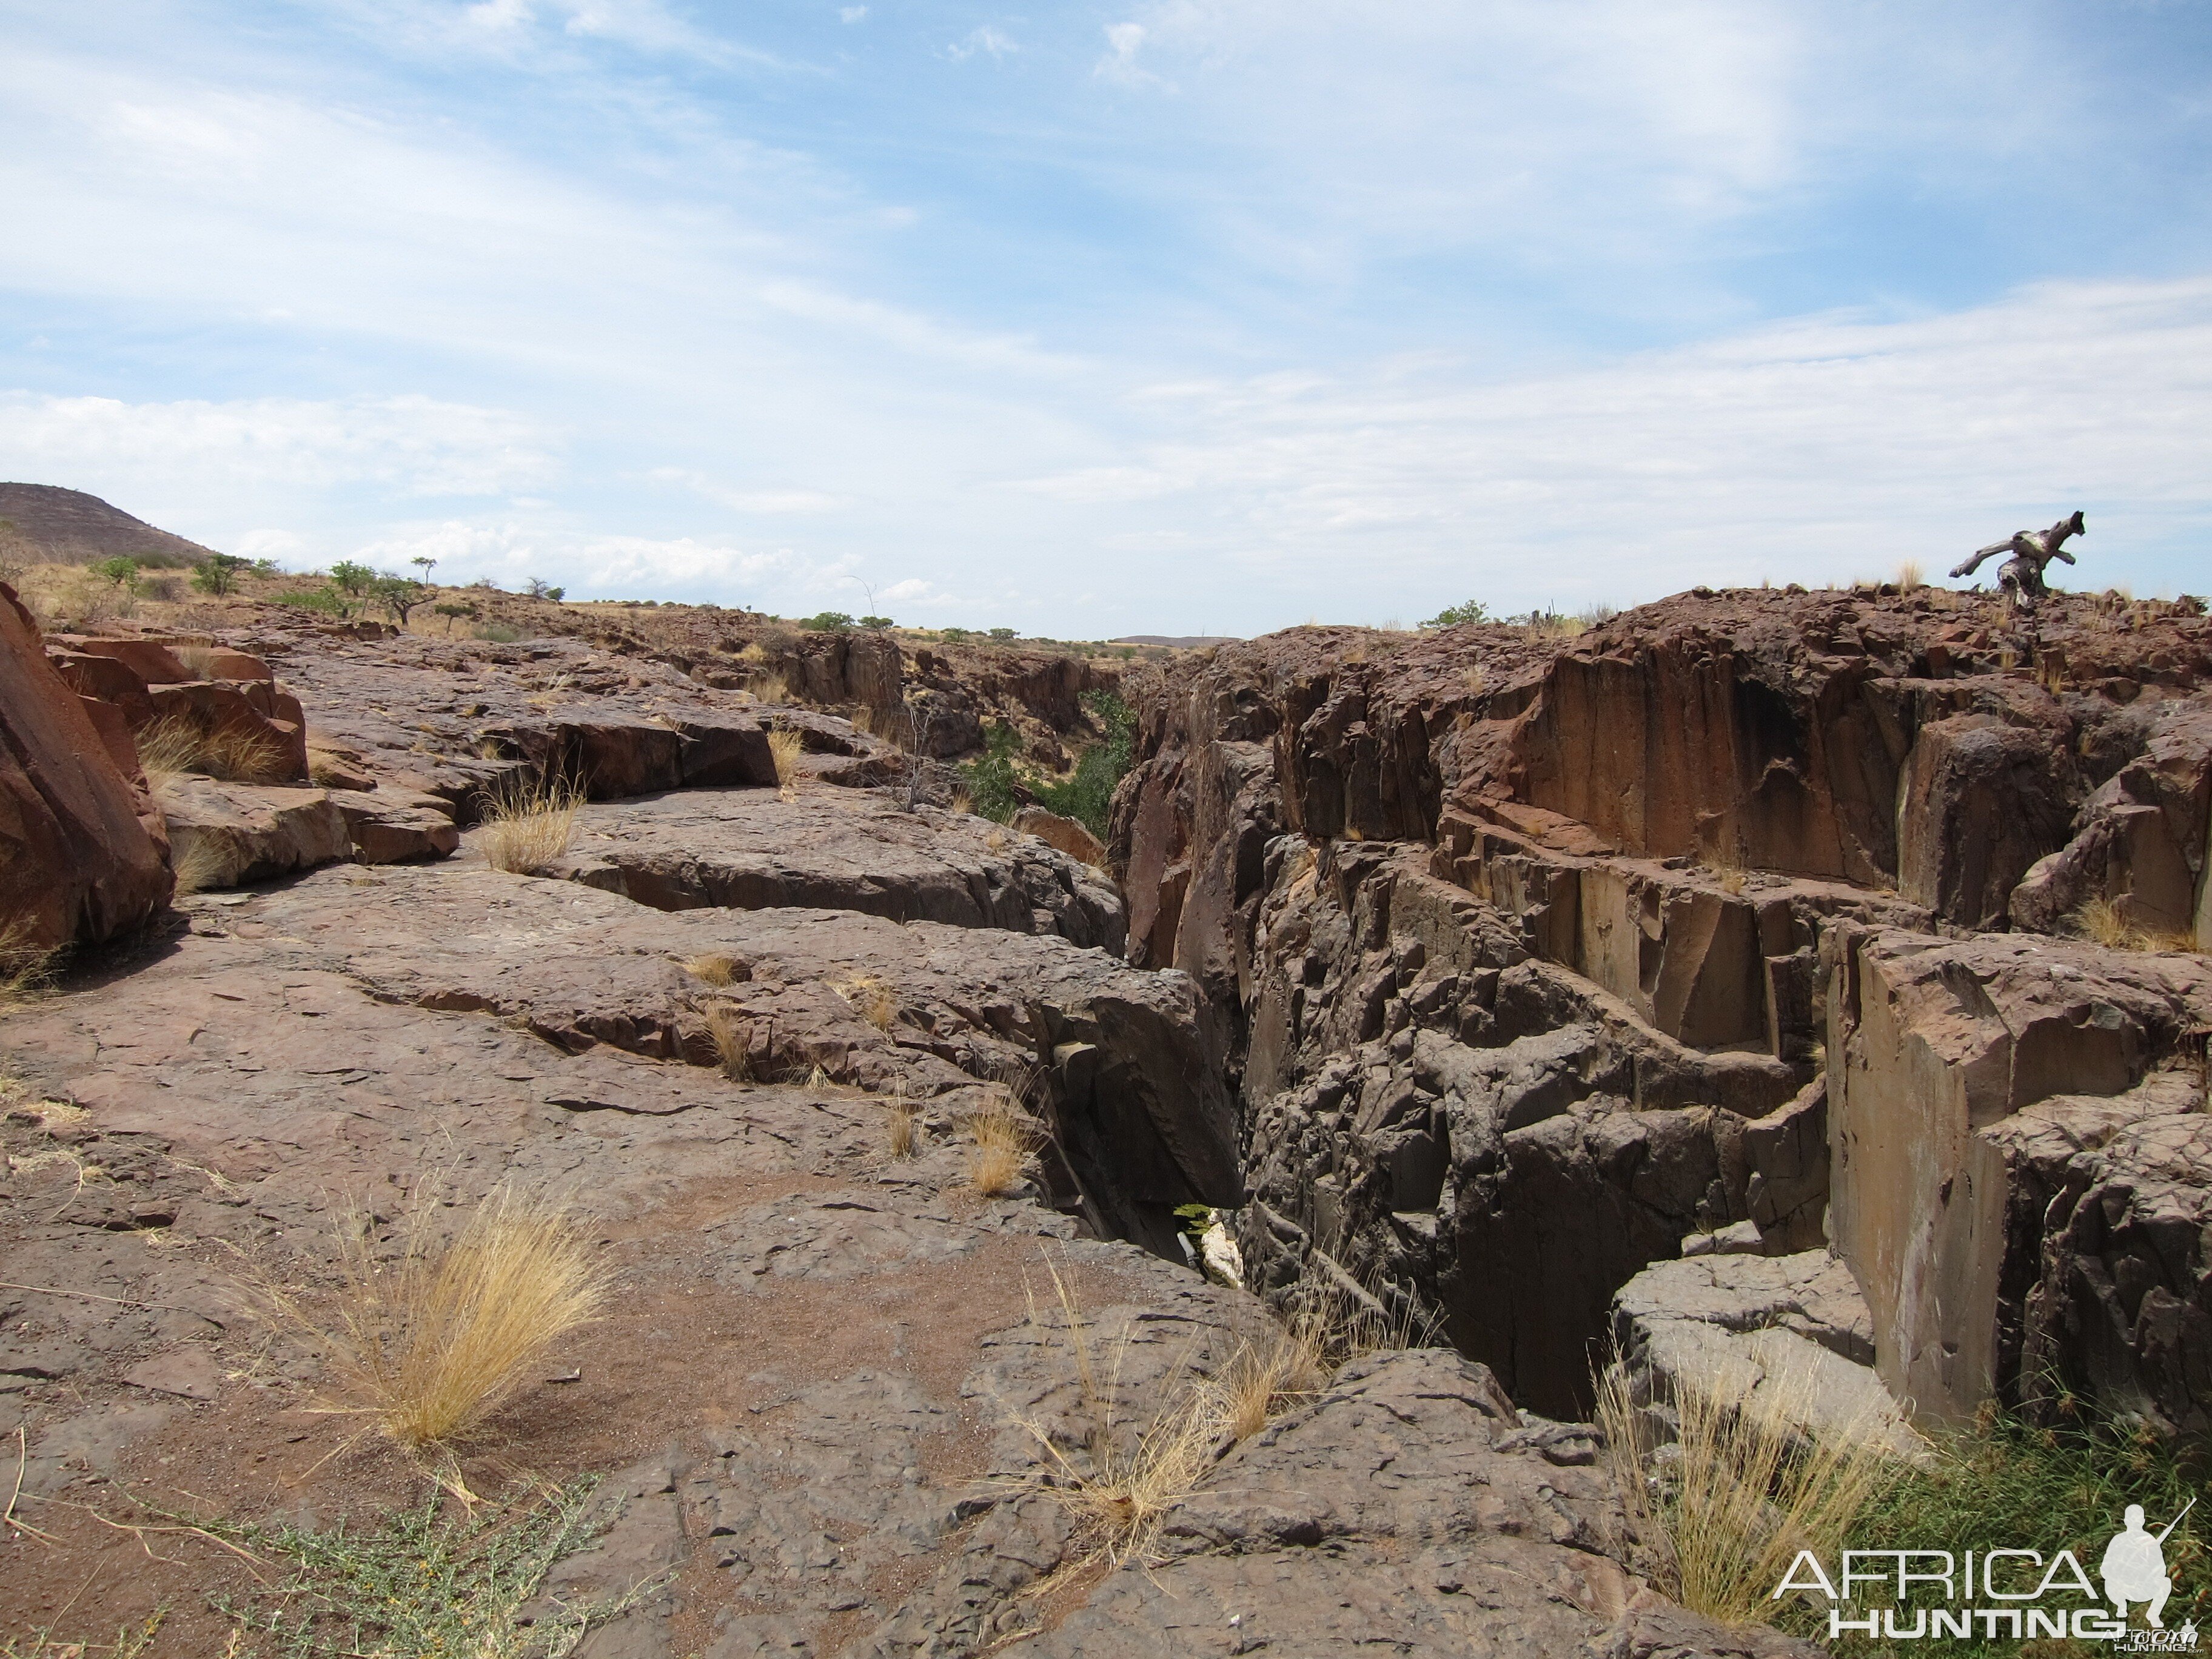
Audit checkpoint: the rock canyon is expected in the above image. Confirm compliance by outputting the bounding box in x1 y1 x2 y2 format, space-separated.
4 539 2210 1655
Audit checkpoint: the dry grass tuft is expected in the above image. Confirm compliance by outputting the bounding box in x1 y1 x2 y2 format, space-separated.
835 973 897 1031
984 828 1010 853
752 670 797 705
132 716 288 785
256 1184 611 1459
478 777 583 876
172 642 221 679
684 952 743 987
2072 897 2202 954
767 729 806 790
949 788 975 817
1894 559 1925 591
1596 1353 1900 1627
0 919 61 1010
170 830 236 896
702 1003 752 1081
1014 1258 1222 1571
884 1087 920 1159
1210 1313 1332 1444
965 1084 1039 1196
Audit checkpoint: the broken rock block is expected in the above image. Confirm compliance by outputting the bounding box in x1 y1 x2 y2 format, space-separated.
323 786 460 864
1826 922 2212 1422
164 778 351 888
1607 1250 1925 1464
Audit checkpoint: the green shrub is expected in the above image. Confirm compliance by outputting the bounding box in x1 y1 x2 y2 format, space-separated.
190 552 250 595
988 626 1016 641
1033 690 1134 840
1419 599 1489 628
88 556 139 590
956 721 1024 822
329 560 375 595
271 587 352 615
801 611 854 632
859 614 894 628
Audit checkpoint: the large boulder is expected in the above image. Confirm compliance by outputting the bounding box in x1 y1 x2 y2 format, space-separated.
0 586 171 948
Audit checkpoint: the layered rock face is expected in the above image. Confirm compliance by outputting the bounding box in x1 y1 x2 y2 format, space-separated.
1113 587 2212 1428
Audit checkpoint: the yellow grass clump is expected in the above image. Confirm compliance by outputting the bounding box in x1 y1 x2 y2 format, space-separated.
478 777 583 876
2073 897 2200 954
965 1084 1039 1197
949 788 975 817
1014 1257 1223 1570
767 729 806 793
1894 559 1925 591
703 1003 752 1080
260 1184 611 1456
0 919 61 1010
684 952 743 987
884 1087 919 1159
835 973 897 1031
172 642 221 679
1209 1313 1331 1443
1596 1354 1901 1627
170 830 236 896
132 716 289 786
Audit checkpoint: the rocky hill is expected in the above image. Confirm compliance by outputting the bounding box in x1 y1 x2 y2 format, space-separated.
4 567 2208 1654
0 483 222 569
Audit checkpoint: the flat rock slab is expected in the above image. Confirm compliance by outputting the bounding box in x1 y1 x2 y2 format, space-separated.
161 776 350 886
258 630 892 809
553 788 1124 953
1609 1250 1926 1463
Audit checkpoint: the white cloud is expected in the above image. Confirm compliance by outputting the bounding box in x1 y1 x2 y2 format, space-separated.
948 26 1017 62
1011 275 2212 614
0 392 557 497
840 6 867 21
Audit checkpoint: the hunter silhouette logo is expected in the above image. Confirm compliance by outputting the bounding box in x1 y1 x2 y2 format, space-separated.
2103 1500 2193 1632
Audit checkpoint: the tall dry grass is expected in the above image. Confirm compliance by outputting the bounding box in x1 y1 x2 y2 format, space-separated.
257 1184 611 1458
2073 897 2199 954
965 1084 1039 1196
767 729 805 795
169 830 236 896
478 777 583 876
683 952 743 987
0 919 59 1011
1596 1353 1900 1627
703 1003 752 1080
1014 1257 1224 1570
132 716 289 786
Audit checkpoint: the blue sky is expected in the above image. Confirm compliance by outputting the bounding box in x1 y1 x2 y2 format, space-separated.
2 1 2210 635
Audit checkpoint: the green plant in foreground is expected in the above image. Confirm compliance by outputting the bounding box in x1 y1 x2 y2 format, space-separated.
1777 1403 2210 1655
208 1478 646 1658
1419 598 1489 628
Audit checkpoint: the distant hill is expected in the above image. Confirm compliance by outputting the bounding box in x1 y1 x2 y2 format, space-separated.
0 483 219 568
1111 634 1242 648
